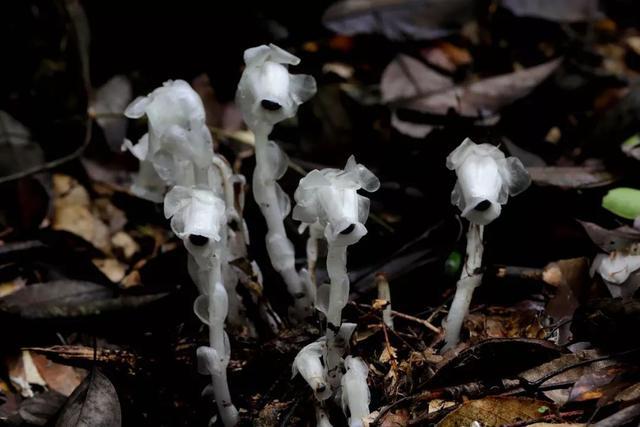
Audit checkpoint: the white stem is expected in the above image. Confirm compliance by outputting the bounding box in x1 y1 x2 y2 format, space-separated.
253 130 312 319
325 243 349 389
207 258 239 427
376 274 393 331
306 222 323 287
443 223 484 351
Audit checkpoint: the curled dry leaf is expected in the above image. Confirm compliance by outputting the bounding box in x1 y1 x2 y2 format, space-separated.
55 369 121 427
384 57 561 137
578 221 640 253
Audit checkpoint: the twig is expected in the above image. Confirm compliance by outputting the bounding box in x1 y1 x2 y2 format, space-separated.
391 310 441 334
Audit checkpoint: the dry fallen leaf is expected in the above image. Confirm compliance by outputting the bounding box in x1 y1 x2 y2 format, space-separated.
436 396 556 427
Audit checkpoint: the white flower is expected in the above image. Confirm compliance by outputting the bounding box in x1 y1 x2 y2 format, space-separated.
123 80 213 186
447 138 530 225
292 339 331 401
236 44 317 132
591 251 640 299
164 186 226 265
341 356 370 427
293 156 379 246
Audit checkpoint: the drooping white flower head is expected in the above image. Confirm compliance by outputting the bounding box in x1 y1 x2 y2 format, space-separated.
341 356 370 427
292 339 331 401
236 44 317 132
591 252 640 299
293 156 380 246
164 186 226 266
123 80 213 186
447 138 530 225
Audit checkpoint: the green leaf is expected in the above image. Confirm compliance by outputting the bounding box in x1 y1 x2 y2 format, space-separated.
602 188 640 220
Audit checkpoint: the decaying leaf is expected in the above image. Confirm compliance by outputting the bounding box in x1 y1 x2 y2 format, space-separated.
528 165 617 189
8 390 67 426
55 369 121 427
466 306 547 340
0 280 167 319
323 0 474 41
501 0 601 22
519 350 614 405
436 396 557 427
578 221 640 253
387 58 561 136
428 338 562 387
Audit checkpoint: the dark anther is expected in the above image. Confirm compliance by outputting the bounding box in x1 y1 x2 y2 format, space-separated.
261 100 282 111
189 234 209 246
229 220 240 232
340 224 356 235
294 292 306 299
475 200 491 211
316 384 326 393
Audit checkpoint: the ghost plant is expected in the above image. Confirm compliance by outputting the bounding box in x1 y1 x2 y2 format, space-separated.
236 44 317 320
123 80 214 190
293 156 379 393
443 138 530 350
591 251 640 299
341 356 371 427
292 339 332 401
123 81 241 426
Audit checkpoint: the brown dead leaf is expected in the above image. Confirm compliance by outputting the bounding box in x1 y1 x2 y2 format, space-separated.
519 350 615 405
0 277 26 298
528 165 617 189
380 408 409 427
380 345 398 364
429 399 456 413
92 258 126 283
466 306 546 340
436 396 556 427
52 174 111 252
31 353 87 396
615 383 640 403
546 258 590 337
7 351 47 397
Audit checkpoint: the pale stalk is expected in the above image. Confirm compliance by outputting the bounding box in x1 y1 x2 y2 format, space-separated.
325 243 348 388
375 273 393 330
206 257 239 427
253 129 312 319
443 223 484 351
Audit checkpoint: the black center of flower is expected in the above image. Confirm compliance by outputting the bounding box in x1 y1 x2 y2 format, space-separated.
260 100 282 111
189 234 209 246
340 224 356 235
475 200 492 211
